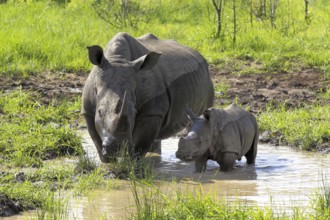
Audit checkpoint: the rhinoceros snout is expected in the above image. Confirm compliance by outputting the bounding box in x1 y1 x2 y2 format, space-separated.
101 136 120 159
176 150 193 161
175 150 182 159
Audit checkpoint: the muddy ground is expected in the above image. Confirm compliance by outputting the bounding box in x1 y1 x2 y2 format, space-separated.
0 68 329 216
210 67 329 113
1 68 329 109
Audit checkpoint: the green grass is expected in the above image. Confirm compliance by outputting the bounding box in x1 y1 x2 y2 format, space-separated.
0 90 83 167
0 0 329 77
126 178 330 220
312 174 330 218
258 103 330 150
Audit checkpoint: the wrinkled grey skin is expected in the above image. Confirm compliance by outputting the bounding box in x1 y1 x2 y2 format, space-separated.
176 103 258 172
82 32 214 162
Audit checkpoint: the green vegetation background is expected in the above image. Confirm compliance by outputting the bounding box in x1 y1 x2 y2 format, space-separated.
0 0 329 77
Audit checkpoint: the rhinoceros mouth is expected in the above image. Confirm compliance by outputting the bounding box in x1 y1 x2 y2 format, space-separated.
175 151 195 161
180 157 194 162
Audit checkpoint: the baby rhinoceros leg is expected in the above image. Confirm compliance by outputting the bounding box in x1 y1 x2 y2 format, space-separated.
218 152 237 172
195 155 208 173
244 133 258 165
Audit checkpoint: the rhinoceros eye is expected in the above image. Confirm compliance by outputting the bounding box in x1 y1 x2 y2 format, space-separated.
114 100 122 114
98 109 103 118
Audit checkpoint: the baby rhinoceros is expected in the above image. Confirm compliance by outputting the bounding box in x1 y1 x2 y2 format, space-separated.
176 103 258 172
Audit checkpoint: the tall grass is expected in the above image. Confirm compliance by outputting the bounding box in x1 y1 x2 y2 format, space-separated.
0 0 329 76
313 174 330 218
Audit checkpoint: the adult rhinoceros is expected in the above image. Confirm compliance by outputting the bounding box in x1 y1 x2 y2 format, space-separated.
82 32 214 162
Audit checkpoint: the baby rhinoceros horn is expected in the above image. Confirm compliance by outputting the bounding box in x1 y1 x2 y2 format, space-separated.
186 106 198 121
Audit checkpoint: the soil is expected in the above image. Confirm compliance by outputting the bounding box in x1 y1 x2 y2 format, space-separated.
0 72 86 105
1 68 329 108
0 193 29 217
210 67 330 113
0 68 329 216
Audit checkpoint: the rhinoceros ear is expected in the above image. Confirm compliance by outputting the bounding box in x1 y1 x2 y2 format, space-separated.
87 45 105 66
132 51 161 71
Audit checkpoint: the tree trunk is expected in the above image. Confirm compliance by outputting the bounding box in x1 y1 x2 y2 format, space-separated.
233 0 237 44
304 0 310 24
212 0 223 37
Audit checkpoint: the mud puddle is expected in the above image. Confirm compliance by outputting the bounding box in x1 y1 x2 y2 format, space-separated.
5 132 330 219
70 132 330 219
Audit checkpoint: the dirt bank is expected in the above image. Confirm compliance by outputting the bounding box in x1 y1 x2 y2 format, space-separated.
211 68 329 113
1 68 328 109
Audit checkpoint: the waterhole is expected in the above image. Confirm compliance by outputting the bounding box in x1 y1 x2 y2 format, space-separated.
6 131 330 219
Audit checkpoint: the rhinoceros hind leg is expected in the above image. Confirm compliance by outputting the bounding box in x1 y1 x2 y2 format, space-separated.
195 155 208 172
218 153 236 172
245 133 258 165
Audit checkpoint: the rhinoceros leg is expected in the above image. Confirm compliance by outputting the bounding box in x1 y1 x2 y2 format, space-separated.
149 140 161 154
218 153 236 172
195 155 208 172
84 114 103 160
245 132 258 165
132 116 162 157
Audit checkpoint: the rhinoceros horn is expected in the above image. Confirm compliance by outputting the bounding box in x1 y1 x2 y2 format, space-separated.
120 91 128 117
185 106 198 121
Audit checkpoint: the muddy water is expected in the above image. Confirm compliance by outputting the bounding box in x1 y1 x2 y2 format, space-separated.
70 133 330 218
5 132 330 219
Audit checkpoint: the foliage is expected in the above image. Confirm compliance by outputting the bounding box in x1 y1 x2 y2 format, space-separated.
92 0 154 29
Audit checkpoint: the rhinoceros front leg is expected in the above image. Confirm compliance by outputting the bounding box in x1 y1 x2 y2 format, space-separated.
195 155 208 173
150 140 161 154
132 116 162 157
218 152 237 172
84 114 103 161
